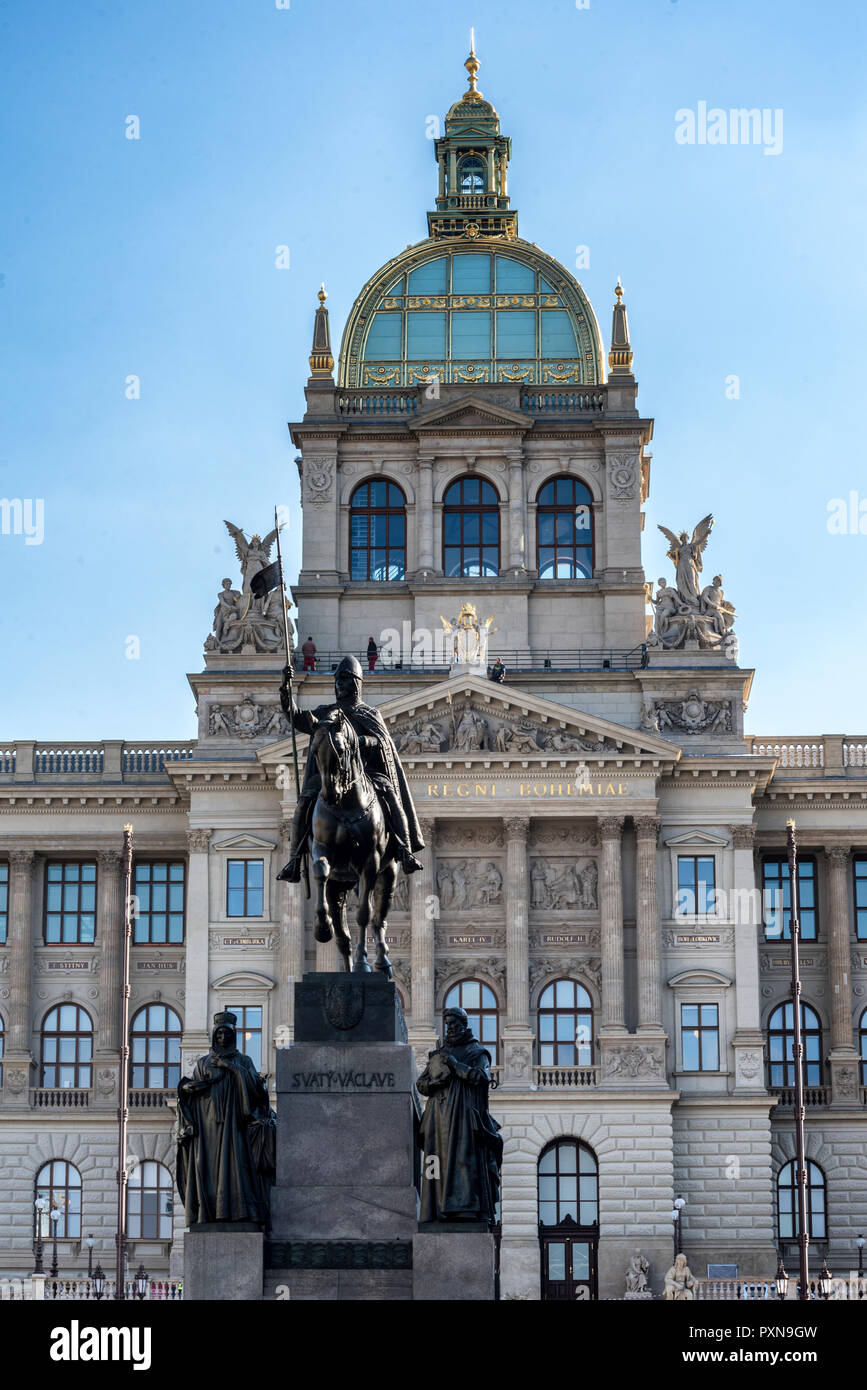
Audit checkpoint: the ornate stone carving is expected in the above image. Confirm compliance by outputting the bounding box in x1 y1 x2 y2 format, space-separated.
390 876 410 912
530 927 600 950
440 603 497 668
664 929 734 947
9 850 35 870
390 958 412 993
453 705 490 751
653 691 732 735
397 719 447 755
735 1049 763 1084
493 722 544 754
530 857 598 910
186 829 211 854
633 817 661 841
530 956 602 991
209 696 289 739
598 816 625 841
530 826 598 850
824 845 852 865
648 515 737 650
435 956 506 992
97 1068 117 1097
608 453 638 501
6 1068 28 1095
504 817 530 841
835 1065 857 1098
204 521 289 655
435 859 503 910
730 824 756 848
506 1042 531 1078
603 1043 664 1079
305 457 335 506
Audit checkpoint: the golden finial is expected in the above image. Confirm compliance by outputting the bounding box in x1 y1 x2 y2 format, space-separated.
318 283 327 306
464 28 481 95
615 278 624 304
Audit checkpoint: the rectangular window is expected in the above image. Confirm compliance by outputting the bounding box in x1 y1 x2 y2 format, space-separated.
406 311 446 360
364 312 401 358
226 860 264 917
496 309 536 358
408 258 447 294
451 253 491 293
44 862 97 943
495 255 535 292
855 857 867 940
451 310 491 358
133 862 185 944
541 310 578 357
680 1003 720 1071
0 862 7 944
676 855 717 915
227 1004 263 1073
763 857 817 940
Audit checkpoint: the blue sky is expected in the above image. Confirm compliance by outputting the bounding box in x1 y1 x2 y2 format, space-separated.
2 0 866 739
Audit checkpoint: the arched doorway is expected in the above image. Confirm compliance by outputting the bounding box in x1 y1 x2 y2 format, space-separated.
538 1139 599 1300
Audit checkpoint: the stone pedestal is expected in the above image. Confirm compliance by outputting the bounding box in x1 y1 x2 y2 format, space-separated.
184 1227 264 1301
412 1230 496 1301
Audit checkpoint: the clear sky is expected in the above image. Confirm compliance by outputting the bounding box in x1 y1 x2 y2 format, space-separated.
2 0 866 740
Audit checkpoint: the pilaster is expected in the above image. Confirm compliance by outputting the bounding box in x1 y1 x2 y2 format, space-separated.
729 824 766 1092
278 819 305 1039
501 816 534 1087
409 817 437 1056
4 849 36 1107
824 845 859 1107
181 828 212 1063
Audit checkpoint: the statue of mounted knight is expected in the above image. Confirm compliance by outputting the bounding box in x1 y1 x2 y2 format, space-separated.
277 656 425 977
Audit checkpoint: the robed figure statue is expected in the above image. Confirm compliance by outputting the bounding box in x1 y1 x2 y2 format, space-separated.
176 1012 276 1226
416 1007 502 1226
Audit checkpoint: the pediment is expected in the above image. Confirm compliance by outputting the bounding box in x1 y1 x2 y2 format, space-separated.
259 673 679 769
408 393 529 433
667 969 732 988
211 833 276 851
663 830 730 849
213 971 276 992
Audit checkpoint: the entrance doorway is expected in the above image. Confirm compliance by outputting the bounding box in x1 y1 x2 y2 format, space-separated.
538 1139 599 1301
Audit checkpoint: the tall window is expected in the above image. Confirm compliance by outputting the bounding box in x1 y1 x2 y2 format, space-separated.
226 1004 264 1072
444 980 499 1065
44 861 97 943
536 478 593 579
133 862 185 944
676 856 717 915
41 1004 93 1089
680 1003 720 1071
35 1160 82 1239
0 1013 4 1087
777 1160 826 1240
538 980 593 1067
855 857 867 940
538 1141 598 1227
350 480 406 581
0 861 7 943
767 1001 823 1087
860 1008 867 1086
131 1004 182 1089
763 856 817 940
127 1161 173 1240
458 155 486 194
443 477 499 578
226 860 264 917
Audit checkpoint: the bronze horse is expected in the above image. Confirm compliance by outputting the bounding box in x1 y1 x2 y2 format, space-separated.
307 708 398 976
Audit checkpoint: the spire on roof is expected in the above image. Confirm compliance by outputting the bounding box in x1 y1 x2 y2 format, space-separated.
608 278 634 376
308 283 334 379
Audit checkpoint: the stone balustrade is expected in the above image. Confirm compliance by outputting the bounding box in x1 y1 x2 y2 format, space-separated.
770 1085 832 1107
747 734 867 776
30 1088 90 1109
532 1065 599 1089
0 741 195 783
43 1277 183 1301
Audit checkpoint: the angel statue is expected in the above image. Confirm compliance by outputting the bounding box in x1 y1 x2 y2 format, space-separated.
658 514 714 607
441 602 497 667
224 520 279 614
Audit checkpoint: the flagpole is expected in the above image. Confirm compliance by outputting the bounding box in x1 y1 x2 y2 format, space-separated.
274 508 310 899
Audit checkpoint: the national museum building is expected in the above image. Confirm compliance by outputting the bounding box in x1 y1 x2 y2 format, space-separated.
1 55 866 1301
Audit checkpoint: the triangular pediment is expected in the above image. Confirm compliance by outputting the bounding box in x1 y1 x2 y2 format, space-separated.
408 393 529 433
211 832 276 851
663 829 730 848
258 673 679 769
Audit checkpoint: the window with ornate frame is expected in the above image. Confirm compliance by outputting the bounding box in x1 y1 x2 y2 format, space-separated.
777 1159 826 1240
762 855 817 940
537 979 593 1067
767 1000 823 1087
676 856 717 916
226 859 264 917
43 861 97 944
35 1160 82 1239
443 476 500 578
458 154 487 194
536 477 593 579
130 1004 182 1090
444 980 499 1065
127 1160 173 1240
680 1003 720 1071
349 480 406 581
41 1004 93 1089
133 861 185 944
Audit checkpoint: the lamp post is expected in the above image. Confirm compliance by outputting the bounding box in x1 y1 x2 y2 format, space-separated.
819 1258 833 1300
775 1255 789 1301
857 1234 864 1277
785 819 811 1301
134 1264 148 1301
670 1194 686 1259
86 1233 94 1280
93 1263 106 1301
49 1205 61 1279
33 1196 45 1274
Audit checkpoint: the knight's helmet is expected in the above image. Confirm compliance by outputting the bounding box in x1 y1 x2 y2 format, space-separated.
335 653 364 693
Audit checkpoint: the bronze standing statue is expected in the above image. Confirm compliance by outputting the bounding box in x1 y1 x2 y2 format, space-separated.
277 656 425 976
176 1012 276 1226
417 1007 502 1226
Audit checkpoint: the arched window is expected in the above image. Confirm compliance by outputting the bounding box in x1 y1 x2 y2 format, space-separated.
127 1160 174 1240
35 1160 82 1239
777 1159 826 1240
350 480 406 581
536 477 593 579
767 1001 823 1087
444 980 499 1065
41 1004 93 1089
131 1004 182 1090
443 477 499 577
538 1140 599 1300
538 980 594 1067
459 155 486 194
860 1007 867 1086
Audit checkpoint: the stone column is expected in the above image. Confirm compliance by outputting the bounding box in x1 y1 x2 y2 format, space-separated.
410 817 436 1040
181 828 212 1066
501 818 534 1088
5 850 36 1106
507 452 526 572
417 455 435 572
278 819 305 1039
634 817 662 1030
96 849 124 1053
824 845 859 1105
598 817 626 1032
729 824 766 1092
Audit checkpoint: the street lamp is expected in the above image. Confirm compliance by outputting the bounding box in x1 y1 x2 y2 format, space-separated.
671 1194 686 1258
857 1234 864 1277
819 1258 833 1300
134 1264 148 1301
33 1197 46 1274
86 1234 94 1280
93 1263 106 1301
775 1255 789 1301
49 1205 61 1279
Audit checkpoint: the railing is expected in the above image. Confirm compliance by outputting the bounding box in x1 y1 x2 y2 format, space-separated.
747 735 867 776
35 746 104 775
532 1065 599 1089
844 742 867 768
0 741 196 783
770 1085 830 1107
750 740 824 768
45 1278 183 1301
122 745 195 774
336 392 419 416
694 1279 777 1301
30 1088 90 1109
521 391 605 413
0 749 15 774
128 1088 174 1109
296 647 647 676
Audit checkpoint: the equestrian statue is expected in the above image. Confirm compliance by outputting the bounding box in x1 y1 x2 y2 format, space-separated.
277 656 425 976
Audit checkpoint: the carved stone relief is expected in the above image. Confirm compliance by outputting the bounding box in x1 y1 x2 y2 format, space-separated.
529 857 598 910
435 860 503 910
208 696 289 739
